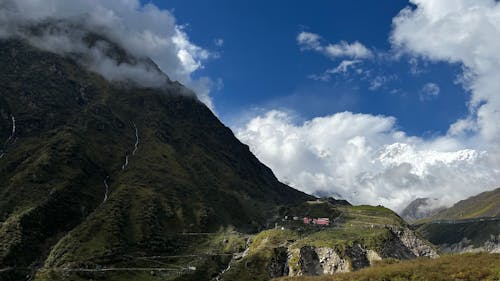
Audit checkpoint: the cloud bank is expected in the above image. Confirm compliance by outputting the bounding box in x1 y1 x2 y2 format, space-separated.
238 1 500 211
0 0 215 108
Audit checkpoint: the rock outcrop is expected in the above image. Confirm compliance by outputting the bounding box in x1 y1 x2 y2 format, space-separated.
283 226 438 277
386 226 439 258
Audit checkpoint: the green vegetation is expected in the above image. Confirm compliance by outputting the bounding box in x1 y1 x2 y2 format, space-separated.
277 253 500 281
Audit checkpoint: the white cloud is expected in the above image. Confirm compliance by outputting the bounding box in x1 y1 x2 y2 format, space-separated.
236 110 500 212
369 75 397 91
419 82 440 101
309 60 362 81
391 0 500 143
325 41 373 59
0 0 216 109
297 31 373 60
297 31 322 51
329 60 361 74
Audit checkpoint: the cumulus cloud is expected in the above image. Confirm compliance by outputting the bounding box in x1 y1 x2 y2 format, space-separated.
297 31 373 60
419 82 440 101
0 0 215 108
236 110 500 212
238 1 500 212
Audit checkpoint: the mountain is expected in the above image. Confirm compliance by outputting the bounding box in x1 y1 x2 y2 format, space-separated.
419 187 500 222
400 198 444 223
413 188 500 253
0 37 313 280
0 32 438 281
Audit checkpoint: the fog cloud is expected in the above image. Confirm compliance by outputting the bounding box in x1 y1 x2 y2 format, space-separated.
0 0 215 108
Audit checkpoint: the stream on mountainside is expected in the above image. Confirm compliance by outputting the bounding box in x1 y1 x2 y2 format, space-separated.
0 115 16 159
105 121 140 202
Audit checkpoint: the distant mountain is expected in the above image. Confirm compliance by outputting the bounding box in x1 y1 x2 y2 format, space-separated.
400 198 444 223
414 188 500 254
422 187 500 221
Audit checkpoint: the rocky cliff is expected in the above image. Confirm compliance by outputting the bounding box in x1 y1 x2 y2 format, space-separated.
219 203 438 281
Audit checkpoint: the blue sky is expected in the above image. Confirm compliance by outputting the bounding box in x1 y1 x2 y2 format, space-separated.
149 0 468 137
7 0 500 209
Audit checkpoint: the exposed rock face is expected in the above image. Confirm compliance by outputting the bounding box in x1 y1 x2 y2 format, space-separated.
288 244 370 276
284 226 438 277
387 226 439 258
345 244 370 271
268 247 289 278
366 250 382 265
298 246 322 275
316 247 349 274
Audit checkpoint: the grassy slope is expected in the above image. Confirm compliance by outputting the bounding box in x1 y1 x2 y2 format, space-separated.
277 253 500 281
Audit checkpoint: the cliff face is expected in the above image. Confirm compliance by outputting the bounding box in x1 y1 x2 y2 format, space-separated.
285 226 437 277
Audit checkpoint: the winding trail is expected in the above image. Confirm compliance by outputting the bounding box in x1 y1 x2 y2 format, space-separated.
42 267 195 273
425 217 500 225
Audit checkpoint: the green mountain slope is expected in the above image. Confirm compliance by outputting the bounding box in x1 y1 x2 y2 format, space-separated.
0 38 312 280
413 188 500 253
426 187 500 221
